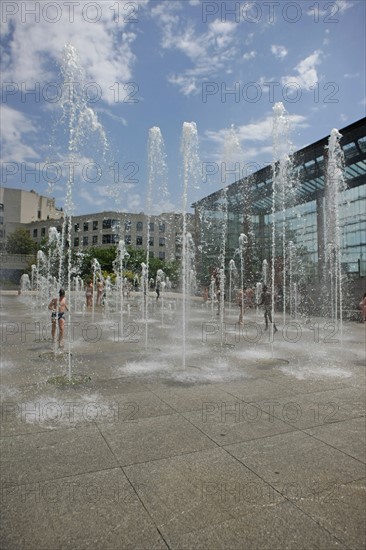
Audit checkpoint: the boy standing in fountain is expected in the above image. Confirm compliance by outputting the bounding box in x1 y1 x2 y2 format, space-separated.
48 289 69 349
237 288 245 324
156 280 161 300
259 285 278 332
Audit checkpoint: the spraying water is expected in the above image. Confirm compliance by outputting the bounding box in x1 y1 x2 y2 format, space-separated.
228 259 237 311
145 127 168 349
288 241 295 317
237 233 247 324
55 44 108 379
114 240 130 340
262 259 268 286
324 128 347 341
271 102 292 339
218 188 228 345
181 122 200 368
271 103 292 330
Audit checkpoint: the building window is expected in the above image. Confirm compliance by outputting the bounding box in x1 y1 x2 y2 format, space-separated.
38 210 41 219
103 219 119 229
0 203 4 211
0 216 4 225
111 234 119 244
136 221 143 231
41 227 46 236
159 237 165 247
149 237 154 246
33 229 38 238
83 222 89 231
159 223 165 232
149 222 154 232
159 251 165 260
92 235 98 244
125 221 131 231
102 234 111 244
83 236 88 246
149 251 154 258
93 221 98 230
74 223 80 232
136 236 143 246
74 237 79 247
125 235 131 245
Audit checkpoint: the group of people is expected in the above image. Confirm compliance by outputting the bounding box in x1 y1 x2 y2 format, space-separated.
85 278 105 308
48 284 365 350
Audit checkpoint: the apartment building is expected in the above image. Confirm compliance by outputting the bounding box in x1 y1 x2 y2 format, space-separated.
23 210 195 261
0 187 63 250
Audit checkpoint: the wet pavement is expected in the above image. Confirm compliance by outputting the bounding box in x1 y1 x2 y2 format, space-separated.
1 291 365 549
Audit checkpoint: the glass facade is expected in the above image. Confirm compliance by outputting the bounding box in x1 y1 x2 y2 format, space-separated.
193 118 366 287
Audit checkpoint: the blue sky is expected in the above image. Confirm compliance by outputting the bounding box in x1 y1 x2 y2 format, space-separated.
1 0 365 215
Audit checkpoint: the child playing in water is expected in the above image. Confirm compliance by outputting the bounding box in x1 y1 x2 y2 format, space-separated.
258 284 278 332
359 293 366 322
85 281 93 309
49 289 68 349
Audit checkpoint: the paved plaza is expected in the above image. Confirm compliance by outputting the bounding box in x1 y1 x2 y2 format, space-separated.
1 291 365 549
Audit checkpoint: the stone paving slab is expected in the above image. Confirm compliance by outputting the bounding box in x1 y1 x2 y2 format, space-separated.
0 424 118 484
1 294 365 549
98 413 217 466
123 447 287 539
304 417 366 463
1 468 168 550
214 377 299 402
163 501 347 549
182 405 297 446
294 477 366 549
253 386 365 431
224 430 366 498
144 383 247 414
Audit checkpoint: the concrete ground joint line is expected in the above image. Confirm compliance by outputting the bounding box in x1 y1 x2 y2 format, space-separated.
121 466 172 550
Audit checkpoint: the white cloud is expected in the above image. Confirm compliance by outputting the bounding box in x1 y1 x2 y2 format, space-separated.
151 6 240 95
203 114 308 167
0 105 38 162
282 50 323 91
126 193 142 211
243 51 256 61
96 108 128 126
344 73 360 78
78 188 107 207
1 1 148 105
167 74 198 96
271 45 288 59
306 0 355 17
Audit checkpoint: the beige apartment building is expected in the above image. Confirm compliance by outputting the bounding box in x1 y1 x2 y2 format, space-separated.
23 211 194 261
0 187 63 250
1 186 195 262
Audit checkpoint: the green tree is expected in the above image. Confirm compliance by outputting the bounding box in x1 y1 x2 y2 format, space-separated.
76 244 181 285
6 228 37 255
